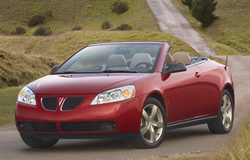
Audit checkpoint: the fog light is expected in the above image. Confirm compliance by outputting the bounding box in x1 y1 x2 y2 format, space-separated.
112 123 117 129
99 121 117 131
19 123 24 129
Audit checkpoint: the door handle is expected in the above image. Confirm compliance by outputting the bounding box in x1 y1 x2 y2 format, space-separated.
195 72 201 78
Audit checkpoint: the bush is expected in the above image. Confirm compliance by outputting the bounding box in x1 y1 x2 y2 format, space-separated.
116 24 132 31
111 1 129 14
182 0 194 10
191 0 218 28
72 26 82 31
28 14 47 27
33 27 52 36
11 27 26 35
101 21 111 29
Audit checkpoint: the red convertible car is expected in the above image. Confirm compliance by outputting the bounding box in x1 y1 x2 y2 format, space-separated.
16 42 234 148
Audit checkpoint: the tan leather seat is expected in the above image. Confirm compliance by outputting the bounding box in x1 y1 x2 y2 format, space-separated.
130 53 153 68
106 55 129 70
172 52 191 66
165 53 174 66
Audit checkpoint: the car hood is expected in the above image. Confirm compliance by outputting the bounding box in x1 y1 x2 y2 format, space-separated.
27 73 149 95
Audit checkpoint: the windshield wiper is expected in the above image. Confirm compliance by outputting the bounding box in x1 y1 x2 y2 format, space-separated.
54 71 102 74
54 71 77 74
102 70 138 73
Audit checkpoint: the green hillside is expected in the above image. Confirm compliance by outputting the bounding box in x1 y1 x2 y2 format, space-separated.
0 0 201 89
172 0 250 55
0 0 159 34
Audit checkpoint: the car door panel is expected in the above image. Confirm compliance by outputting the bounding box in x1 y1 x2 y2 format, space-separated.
164 65 204 124
195 61 223 116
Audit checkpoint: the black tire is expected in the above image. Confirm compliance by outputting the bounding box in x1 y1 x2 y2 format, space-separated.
128 97 167 148
208 90 234 134
20 134 59 148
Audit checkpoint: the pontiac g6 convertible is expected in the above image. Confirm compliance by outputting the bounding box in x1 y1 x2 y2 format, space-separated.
16 42 234 148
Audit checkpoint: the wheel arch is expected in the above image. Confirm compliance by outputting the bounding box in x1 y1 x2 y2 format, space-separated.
224 84 235 108
147 92 166 111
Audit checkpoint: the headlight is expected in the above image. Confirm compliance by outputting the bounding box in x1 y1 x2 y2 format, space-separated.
91 85 136 105
18 86 36 105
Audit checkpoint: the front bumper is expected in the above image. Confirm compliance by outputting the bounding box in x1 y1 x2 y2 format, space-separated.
15 94 146 138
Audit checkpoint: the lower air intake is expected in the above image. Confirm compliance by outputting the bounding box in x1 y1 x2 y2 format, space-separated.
17 121 57 132
60 121 117 132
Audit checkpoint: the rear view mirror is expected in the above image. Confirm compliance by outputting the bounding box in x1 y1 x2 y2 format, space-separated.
50 65 60 74
163 63 186 75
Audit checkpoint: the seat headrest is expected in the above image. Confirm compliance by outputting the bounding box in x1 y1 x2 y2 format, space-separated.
165 53 174 66
172 52 191 66
130 53 153 68
106 55 127 68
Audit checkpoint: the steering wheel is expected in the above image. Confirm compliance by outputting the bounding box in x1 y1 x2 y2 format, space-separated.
134 62 153 69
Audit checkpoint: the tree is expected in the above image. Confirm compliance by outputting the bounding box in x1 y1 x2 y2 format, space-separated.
182 0 194 10
191 0 218 28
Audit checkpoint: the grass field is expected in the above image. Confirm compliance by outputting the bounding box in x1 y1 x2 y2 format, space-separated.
0 0 159 35
0 0 201 89
0 87 21 126
171 0 250 56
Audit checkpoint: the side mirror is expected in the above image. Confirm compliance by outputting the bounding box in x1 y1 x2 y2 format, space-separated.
163 63 186 75
50 65 60 74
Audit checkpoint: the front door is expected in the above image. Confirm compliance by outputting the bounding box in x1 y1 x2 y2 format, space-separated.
164 65 204 124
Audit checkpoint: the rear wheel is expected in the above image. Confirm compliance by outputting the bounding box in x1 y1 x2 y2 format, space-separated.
208 90 234 134
20 134 59 148
129 97 166 148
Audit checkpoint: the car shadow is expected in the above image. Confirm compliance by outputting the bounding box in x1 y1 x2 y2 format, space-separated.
165 125 212 141
21 125 212 152
21 138 133 153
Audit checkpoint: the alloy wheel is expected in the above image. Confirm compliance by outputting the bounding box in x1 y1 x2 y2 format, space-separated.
140 104 164 143
221 94 233 130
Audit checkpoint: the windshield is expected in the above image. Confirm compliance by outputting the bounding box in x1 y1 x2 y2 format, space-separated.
54 44 163 74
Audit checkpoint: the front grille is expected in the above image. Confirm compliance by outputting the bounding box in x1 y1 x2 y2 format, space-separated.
42 97 57 111
60 121 117 132
41 97 84 111
61 97 85 111
17 121 57 132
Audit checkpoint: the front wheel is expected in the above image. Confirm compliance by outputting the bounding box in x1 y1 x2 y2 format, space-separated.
20 134 59 148
208 90 234 134
128 97 167 148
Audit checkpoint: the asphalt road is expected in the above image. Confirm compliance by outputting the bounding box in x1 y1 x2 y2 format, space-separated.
1 1 250 160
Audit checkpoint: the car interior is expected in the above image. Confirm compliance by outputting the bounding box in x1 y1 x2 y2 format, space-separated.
60 50 208 74
104 53 154 71
104 52 208 72
165 52 208 67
